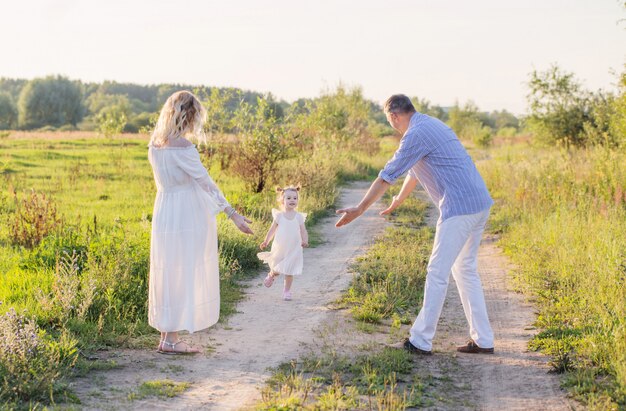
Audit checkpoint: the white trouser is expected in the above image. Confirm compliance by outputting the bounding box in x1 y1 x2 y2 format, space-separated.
409 208 494 351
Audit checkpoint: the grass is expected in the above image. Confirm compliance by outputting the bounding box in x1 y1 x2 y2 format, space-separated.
339 186 430 325
0 131 393 407
128 379 191 400
478 143 626 408
257 349 440 410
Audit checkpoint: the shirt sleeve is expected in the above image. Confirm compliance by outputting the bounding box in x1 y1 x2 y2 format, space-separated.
378 128 431 184
175 147 231 212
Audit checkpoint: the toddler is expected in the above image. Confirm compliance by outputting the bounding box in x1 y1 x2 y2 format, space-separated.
258 185 308 300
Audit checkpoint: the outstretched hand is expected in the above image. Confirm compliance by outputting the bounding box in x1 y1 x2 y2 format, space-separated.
335 207 363 227
379 195 402 216
231 213 254 235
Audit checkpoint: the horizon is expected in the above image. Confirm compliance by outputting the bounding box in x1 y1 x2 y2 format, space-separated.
2 0 625 116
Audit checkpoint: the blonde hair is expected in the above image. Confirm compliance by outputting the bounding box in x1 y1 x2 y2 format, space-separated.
150 90 207 146
275 184 301 207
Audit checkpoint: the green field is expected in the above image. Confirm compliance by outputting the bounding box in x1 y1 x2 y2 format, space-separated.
2 129 626 409
0 131 391 407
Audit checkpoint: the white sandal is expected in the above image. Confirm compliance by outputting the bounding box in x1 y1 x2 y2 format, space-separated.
158 339 200 355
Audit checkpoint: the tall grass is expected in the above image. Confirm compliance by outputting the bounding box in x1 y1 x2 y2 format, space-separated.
479 145 626 408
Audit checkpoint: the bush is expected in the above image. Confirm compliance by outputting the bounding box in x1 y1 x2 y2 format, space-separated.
447 101 493 145
97 108 127 139
10 190 62 249
524 64 622 148
230 98 291 193
0 307 78 404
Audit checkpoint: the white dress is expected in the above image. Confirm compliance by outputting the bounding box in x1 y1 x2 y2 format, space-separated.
257 209 305 276
147 144 229 333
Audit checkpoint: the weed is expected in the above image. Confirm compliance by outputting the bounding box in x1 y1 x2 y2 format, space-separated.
10 189 62 249
0 308 78 404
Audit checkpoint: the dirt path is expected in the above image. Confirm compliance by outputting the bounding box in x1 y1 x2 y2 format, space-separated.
72 184 575 410
416 191 576 410
72 181 388 410
431 235 576 410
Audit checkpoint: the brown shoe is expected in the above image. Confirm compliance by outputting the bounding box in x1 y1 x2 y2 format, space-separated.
457 339 494 354
403 338 432 356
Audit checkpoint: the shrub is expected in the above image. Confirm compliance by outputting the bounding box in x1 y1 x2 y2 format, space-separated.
230 98 291 192
524 64 621 148
10 190 62 249
97 107 127 139
0 307 78 404
447 101 493 146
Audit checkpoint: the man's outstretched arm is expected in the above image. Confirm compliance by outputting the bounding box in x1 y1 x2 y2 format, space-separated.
335 177 391 227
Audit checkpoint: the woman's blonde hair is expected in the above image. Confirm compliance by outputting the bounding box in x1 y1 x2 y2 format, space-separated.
275 184 301 205
150 90 207 146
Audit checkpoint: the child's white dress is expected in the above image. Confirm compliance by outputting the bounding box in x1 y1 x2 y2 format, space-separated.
148 144 229 333
257 209 306 276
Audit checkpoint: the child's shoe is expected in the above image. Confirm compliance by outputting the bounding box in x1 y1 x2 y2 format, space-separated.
263 273 276 288
283 290 292 301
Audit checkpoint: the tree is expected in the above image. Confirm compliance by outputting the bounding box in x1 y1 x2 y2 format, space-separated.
410 97 448 121
489 110 519 131
447 101 493 147
609 67 626 147
201 88 235 137
292 85 373 151
526 65 591 147
231 98 291 193
0 93 17 130
17 76 83 129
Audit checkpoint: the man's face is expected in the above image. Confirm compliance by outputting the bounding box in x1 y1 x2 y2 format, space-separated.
386 111 400 131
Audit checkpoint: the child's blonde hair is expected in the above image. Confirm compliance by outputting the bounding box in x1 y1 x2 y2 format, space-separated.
150 90 207 147
275 184 301 207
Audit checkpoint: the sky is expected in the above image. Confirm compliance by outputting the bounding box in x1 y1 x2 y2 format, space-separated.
1 0 624 115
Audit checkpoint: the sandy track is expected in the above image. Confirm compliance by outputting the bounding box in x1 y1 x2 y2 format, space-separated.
72 181 388 410
418 190 576 410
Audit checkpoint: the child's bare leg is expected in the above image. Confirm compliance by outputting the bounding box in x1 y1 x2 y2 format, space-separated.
284 275 294 292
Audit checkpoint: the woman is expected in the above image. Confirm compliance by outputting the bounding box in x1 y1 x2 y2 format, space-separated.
148 90 253 354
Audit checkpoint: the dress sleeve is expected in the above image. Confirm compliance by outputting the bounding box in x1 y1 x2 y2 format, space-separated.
175 147 231 213
271 208 281 224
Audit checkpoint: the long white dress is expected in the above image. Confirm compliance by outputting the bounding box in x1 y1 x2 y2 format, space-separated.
148 144 229 333
257 209 306 276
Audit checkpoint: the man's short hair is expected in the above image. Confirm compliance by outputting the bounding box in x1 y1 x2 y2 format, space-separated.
384 94 416 114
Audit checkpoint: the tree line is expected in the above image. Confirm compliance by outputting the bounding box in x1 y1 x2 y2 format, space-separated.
1 67 624 150
0 76 272 133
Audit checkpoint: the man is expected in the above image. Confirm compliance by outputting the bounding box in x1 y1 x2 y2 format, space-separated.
335 94 495 355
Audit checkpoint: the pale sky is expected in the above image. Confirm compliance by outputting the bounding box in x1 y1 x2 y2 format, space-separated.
2 0 624 114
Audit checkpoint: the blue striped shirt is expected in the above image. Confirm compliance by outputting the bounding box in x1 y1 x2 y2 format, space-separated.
379 112 493 221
